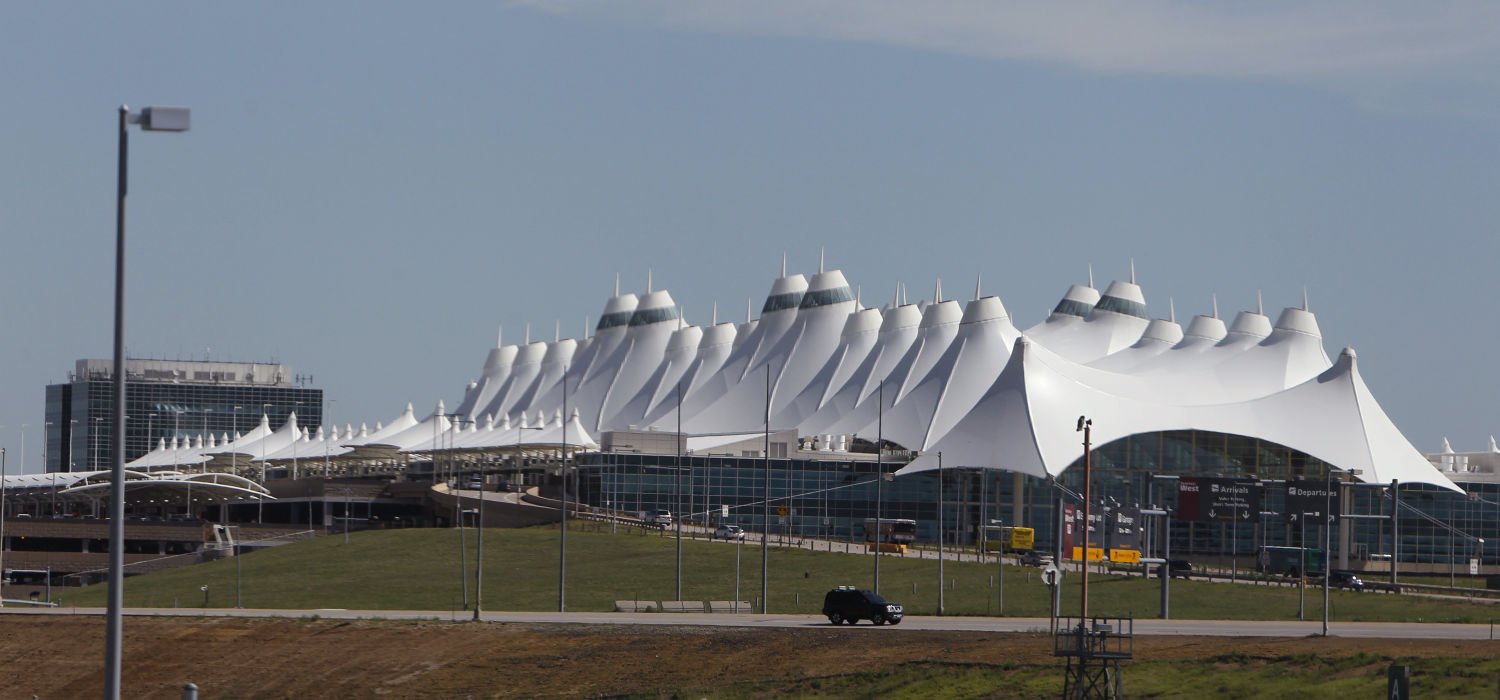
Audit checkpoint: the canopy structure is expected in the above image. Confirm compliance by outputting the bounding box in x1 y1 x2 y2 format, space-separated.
33 469 273 503
362 258 1457 491
896 338 1461 492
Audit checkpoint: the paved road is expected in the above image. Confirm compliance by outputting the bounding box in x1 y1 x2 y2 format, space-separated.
7 607 1499 640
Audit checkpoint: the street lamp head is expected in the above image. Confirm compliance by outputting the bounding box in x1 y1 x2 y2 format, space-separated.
138 106 191 132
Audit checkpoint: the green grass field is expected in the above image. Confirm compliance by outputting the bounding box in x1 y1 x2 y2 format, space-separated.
57 524 1500 622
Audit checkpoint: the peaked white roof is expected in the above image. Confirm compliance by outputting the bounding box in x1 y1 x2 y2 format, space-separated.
897 338 1460 492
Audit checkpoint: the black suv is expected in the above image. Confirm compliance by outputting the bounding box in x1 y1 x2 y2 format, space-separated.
1155 560 1193 579
822 587 903 625
1328 571 1366 591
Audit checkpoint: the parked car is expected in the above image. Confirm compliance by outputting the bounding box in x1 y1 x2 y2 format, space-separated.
822 587 903 625
495 480 515 492
464 477 484 490
1155 560 1194 579
644 509 673 527
1020 551 1054 567
1328 571 1366 591
713 525 747 541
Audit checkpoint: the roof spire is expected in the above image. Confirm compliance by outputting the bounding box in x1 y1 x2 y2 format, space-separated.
780 252 787 277
856 285 862 307
1169 298 1176 323
677 305 684 330
902 281 908 306
614 273 620 297
497 325 503 348
647 268 653 293
974 272 982 301
934 276 943 303
554 319 560 342
584 315 590 339
746 297 753 323
1302 286 1309 312
525 322 531 344
1129 259 1136 285
818 246 825 273
892 282 900 308
1211 294 1219 319
1087 263 1095 289
1256 289 1264 315
712 301 718 326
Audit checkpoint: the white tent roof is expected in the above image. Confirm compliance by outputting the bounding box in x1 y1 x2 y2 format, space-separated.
897 337 1461 492
595 289 684 431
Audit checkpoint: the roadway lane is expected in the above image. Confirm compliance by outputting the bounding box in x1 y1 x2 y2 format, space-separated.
6 607 1500 640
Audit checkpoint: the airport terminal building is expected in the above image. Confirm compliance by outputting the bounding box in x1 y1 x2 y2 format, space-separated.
10 262 1489 580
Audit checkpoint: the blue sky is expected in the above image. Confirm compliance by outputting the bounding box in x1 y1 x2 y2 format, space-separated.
3 2 1498 472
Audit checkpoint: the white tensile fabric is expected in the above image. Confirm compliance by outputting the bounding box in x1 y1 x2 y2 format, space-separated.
896 338 1461 492
429 266 1456 490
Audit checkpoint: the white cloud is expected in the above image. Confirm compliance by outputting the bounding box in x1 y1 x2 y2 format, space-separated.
517 1 1500 91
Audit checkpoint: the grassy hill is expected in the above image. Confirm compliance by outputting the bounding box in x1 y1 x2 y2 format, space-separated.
58 524 1500 622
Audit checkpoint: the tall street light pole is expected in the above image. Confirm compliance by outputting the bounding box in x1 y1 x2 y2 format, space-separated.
107 103 190 700
873 383 884 594
761 363 771 613
1076 416 1093 621
559 364 570 613
675 380 683 602
1322 466 1360 635
937 451 944 615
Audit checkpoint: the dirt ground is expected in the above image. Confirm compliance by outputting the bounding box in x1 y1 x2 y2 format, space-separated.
0 616 1488 699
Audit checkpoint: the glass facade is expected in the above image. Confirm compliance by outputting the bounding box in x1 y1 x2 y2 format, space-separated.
761 291 806 313
1092 295 1148 319
628 306 682 326
44 368 323 472
798 286 855 309
596 310 634 330
574 429 1493 569
1051 298 1094 318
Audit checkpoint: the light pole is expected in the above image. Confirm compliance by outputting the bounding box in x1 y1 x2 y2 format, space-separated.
258 403 270 524
507 419 541 613
873 383 884 595
559 363 570 613
675 380 683 602
937 451 944 616
231 406 241 485
762 363 771 612
1076 416 1093 621
1 448 7 608
107 103 191 700
1322 467 1360 635
292 401 303 481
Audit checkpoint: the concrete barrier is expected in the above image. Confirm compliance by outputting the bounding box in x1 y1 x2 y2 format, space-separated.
707 601 753 614
614 600 658 612
657 601 702 613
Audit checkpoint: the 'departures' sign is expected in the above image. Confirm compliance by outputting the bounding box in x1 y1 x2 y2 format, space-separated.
1177 477 1263 522
1285 479 1341 522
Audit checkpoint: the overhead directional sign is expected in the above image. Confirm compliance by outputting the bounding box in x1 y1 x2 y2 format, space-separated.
1286 479 1341 522
1108 507 1141 550
1177 477 1263 522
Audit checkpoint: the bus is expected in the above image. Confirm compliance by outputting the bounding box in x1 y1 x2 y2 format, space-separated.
982 525 1036 554
1256 545 1326 578
864 518 917 553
